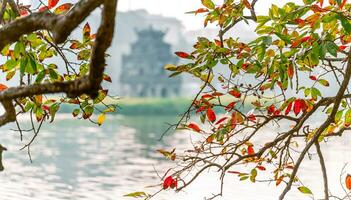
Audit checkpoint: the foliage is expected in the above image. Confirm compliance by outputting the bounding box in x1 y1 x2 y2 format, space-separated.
127 0 351 199
0 0 117 160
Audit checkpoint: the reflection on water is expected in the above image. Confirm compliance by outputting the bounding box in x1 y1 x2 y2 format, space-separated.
0 114 350 200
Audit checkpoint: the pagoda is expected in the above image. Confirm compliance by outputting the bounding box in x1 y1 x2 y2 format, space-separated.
120 27 181 97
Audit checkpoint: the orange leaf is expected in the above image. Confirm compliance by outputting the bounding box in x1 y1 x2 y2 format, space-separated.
0 84 8 91
214 39 222 47
83 23 91 38
346 174 351 190
48 0 59 8
188 123 201 132
242 0 252 9
340 0 347 9
70 41 79 49
206 108 216 122
320 0 324 6
206 135 214 143
175 51 193 59
54 3 73 14
287 64 294 78
195 8 209 15
276 176 284 186
229 90 241 98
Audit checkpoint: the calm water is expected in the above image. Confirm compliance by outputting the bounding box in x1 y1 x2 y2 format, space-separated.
0 114 351 200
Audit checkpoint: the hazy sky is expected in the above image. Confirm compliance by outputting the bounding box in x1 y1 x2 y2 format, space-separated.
118 0 303 30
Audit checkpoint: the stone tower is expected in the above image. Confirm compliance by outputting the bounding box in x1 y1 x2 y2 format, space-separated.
120 27 182 97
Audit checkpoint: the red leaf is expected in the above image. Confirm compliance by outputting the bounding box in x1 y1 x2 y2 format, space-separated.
293 99 301 116
215 117 228 125
212 92 224 96
188 123 201 132
39 6 49 12
207 108 216 122
103 74 112 83
48 0 59 8
257 166 266 171
309 75 317 81
42 105 50 111
225 102 236 111
0 84 8 91
201 94 213 99
247 145 255 155
175 51 193 59
295 18 305 26
163 176 174 189
339 45 348 51
19 8 29 16
267 104 276 115
301 36 312 43
229 90 241 98
285 101 293 115
293 99 307 116
346 174 351 190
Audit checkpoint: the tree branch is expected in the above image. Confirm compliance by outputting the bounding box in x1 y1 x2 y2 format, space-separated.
0 0 118 126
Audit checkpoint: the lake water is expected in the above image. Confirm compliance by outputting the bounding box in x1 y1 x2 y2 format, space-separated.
0 114 351 200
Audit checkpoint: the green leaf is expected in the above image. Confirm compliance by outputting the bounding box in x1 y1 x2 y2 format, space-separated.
35 70 46 83
72 108 80 117
339 14 351 34
20 56 28 76
49 103 60 123
250 168 257 183
345 109 351 126
298 186 313 195
3 59 17 71
326 42 339 57
318 79 329 87
201 0 215 9
124 191 149 198
14 42 25 59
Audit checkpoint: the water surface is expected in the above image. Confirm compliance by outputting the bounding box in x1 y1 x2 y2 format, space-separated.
0 114 350 200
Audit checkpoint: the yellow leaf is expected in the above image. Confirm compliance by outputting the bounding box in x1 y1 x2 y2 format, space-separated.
164 64 177 71
97 113 106 126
